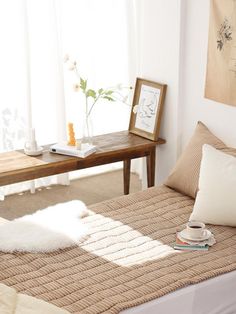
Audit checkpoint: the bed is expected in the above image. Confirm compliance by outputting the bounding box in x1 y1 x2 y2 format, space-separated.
1 121 236 313
0 185 236 314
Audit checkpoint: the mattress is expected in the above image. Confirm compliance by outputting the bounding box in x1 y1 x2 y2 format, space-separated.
122 270 236 314
0 185 236 314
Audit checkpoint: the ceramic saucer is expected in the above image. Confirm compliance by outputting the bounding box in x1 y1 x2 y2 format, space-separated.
24 146 44 156
179 229 212 242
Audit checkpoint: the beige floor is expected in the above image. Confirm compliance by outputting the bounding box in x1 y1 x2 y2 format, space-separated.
0 170 142 220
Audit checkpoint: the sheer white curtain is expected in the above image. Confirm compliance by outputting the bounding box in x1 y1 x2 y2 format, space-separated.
60 0 136 178
0 0 141 196
0 0 68 197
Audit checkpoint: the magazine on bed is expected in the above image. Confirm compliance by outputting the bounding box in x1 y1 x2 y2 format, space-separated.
174 234 209 251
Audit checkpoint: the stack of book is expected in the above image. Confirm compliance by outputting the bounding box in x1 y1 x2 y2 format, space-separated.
50 143 97 158
174 233 209 251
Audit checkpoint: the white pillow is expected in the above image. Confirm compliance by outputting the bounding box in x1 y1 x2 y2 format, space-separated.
190 144 236 226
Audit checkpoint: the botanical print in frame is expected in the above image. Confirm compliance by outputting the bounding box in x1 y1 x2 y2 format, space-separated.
129 78 167 141
205 0 236 106
134 84 161 133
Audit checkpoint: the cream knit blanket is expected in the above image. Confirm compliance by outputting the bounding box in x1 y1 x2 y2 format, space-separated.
0 186 236 313
0 283 70 314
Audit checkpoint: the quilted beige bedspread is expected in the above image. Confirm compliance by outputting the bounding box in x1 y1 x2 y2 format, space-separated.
0 186 236 314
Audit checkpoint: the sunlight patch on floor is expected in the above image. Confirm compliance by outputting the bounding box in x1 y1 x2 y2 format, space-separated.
80 213 179 267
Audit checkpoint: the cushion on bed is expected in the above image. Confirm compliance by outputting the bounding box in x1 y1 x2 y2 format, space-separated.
165 121 234 198
190 144 236 226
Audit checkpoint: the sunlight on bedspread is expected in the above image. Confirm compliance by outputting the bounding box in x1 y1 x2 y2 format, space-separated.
80 213 178 267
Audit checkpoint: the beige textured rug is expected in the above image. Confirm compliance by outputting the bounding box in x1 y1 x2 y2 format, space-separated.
0 170 141 220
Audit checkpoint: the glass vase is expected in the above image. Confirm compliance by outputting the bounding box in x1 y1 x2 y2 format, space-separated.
81 113 93 147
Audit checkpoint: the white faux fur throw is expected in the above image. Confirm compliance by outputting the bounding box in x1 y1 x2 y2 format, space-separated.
0 200 89 253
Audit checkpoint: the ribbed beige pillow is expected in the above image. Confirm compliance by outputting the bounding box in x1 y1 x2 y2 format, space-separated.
165 121 230 198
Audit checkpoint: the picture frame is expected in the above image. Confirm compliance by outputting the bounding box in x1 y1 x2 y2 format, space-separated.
129 78 167 141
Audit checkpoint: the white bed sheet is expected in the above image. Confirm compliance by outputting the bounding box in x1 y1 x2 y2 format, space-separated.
121 270 236 314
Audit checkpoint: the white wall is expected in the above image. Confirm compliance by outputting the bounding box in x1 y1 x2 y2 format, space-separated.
137 0 236 187
181 0 236 149
137 0 182 184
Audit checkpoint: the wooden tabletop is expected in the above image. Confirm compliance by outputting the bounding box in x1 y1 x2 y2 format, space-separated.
0 131 165 186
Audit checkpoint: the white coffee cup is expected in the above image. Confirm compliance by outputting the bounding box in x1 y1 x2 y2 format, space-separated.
24 140 38 152
186 221 205 238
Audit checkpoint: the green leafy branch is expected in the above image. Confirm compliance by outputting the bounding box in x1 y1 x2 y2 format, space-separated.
64 55 132 117
79 78 116 116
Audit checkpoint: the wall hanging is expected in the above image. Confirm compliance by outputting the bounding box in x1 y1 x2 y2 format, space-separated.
205 0 236 106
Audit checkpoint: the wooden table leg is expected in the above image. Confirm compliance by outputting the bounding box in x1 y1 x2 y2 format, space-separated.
146 147 156 187
123 159 131 195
